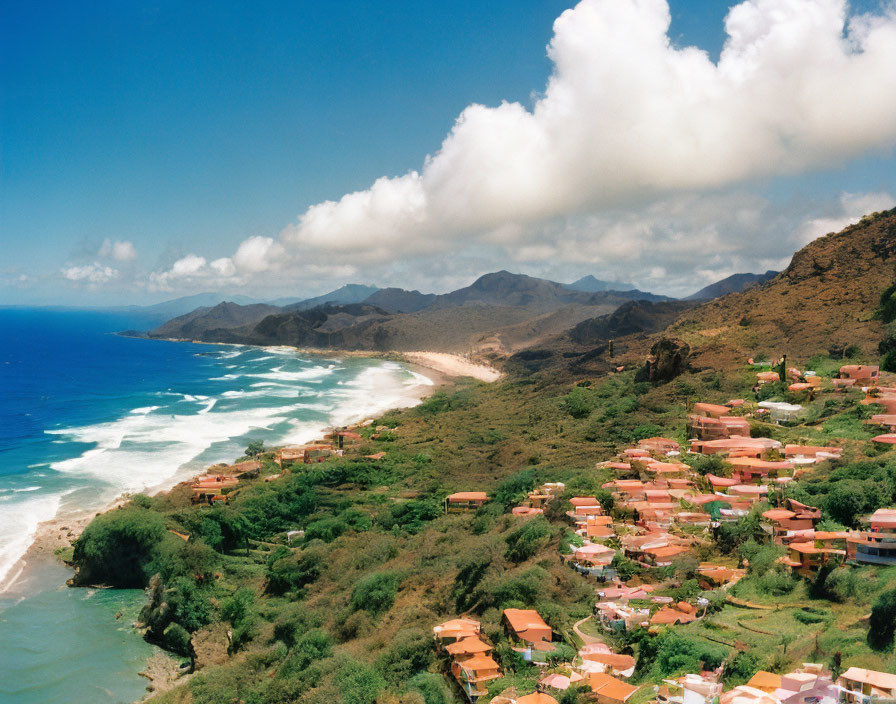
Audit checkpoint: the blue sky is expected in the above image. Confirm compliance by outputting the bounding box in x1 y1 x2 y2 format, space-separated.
2 0 894 305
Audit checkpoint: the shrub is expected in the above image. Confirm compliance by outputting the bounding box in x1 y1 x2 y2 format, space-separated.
407 672 452 704
169 577 213 632
379 498 441 534
563 387 596 418
162 622 192 656
350 571 401 616
504 516 551 563
336 658 386 704
72 507 167 587
868 587 896 650
221 587 255 626
272 603 324 646
376 628 434 684
266 546 325 595
303 516 349 543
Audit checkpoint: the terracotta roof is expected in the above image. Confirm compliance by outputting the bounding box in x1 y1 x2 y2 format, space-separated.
588 673 639 702
747 671 782 691
447 491 488 501
839 667 896 690
445 637 492 656
517 693 560 704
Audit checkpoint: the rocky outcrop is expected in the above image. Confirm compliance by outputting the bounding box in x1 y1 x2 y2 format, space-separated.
637 337 690 383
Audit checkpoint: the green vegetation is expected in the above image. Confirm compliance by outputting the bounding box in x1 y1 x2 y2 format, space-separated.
67 356 896 703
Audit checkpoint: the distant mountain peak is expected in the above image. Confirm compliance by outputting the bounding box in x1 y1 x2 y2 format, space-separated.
564 275 637 293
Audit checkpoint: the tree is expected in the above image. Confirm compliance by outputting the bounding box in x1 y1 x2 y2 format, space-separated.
350 571 401 616
72 507 167 587
868 587 896 650
245 439 265 457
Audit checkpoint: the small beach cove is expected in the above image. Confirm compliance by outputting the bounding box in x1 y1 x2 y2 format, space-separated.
0 308 502 703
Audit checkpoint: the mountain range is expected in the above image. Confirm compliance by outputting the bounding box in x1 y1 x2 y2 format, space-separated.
134 251 833 358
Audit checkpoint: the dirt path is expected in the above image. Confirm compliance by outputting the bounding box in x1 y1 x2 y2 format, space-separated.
572 616 604 645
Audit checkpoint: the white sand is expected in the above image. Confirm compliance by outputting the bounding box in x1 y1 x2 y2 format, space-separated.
402 352 502 382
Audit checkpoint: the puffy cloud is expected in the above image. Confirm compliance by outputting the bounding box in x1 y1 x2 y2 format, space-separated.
62 263 119 284
150 0 896 296
99 239 138 262
276 0 896 261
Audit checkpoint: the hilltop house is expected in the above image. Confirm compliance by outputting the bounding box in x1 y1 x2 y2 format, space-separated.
445 492 488 513
650 601 698 626
451 655 502 701
503 608 552 643
846 508 896 566
587 672 640 704
837 667 896 704
839 365 879 381
779 541 845 577
761 500 822 543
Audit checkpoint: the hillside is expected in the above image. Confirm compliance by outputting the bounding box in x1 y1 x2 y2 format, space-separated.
363 287 436 314
146 271 670 354
667 208 896 364
684 271 778 301
149 302 282 340
507 300 697 374
282 284 379 311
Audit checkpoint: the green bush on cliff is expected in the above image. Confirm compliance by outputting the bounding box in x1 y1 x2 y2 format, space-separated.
72 506 167 587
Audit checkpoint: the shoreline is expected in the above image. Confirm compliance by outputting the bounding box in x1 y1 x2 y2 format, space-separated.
2 351 460 596
0 343 501 698
128 333 504 383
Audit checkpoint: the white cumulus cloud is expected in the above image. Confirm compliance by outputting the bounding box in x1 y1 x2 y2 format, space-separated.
149 0 896 295
62 263 119 285
99 239 138 262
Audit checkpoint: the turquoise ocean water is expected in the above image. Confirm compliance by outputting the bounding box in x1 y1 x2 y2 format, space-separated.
0 308 432 703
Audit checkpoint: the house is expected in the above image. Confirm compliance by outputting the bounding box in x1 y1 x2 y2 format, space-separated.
730 458 794 484
780 541 845 577
757 371 781 383
689 437 782 457
446 636 493 661
516 693 559 704
769 665 838 704
503 608 552 644
275 444 334 467
836 667 896 704
720 685 783 704
643 544 690 567
580 652 636 678
696 563 745 588
512 506 545 517
595 601 651 632
762 500 821 542
190 474 240 504
451 654 502 700
839 365 879 381
650 601 698 626
445 492 488 512
678 674 724 704
539 672 586 692
783 445 843 462
758 401 804 424
848 507 896 564
588 672 640 704
433 618 481 645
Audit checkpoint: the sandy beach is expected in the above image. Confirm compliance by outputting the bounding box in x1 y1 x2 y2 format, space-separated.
2 349 501 597
399 351 503 382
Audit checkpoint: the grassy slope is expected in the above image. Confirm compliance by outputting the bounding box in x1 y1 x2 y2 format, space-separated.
75 353 896 704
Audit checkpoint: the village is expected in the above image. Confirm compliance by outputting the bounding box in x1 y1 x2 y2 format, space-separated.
167 357 896 704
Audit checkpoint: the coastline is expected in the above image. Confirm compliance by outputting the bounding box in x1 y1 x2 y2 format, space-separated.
0 343 501 699
4 347 500 595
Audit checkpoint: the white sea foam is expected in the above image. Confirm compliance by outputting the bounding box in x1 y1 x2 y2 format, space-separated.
0 492 62 590
129 406 161 415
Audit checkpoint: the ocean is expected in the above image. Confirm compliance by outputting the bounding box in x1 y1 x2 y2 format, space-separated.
0 307 432 703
